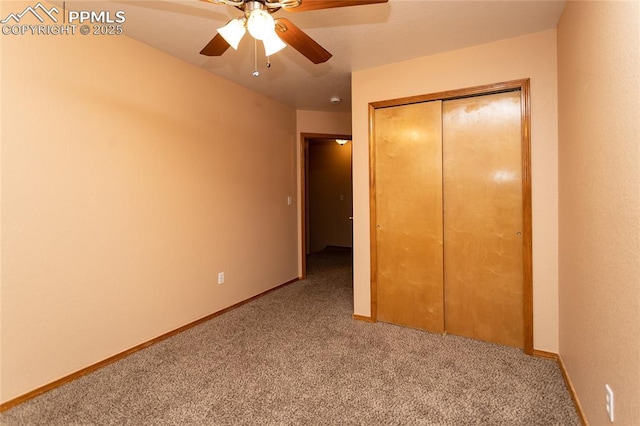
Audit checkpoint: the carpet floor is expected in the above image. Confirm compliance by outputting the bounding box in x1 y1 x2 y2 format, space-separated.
1 248 580 425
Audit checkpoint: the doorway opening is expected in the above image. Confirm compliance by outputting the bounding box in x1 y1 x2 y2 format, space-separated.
300 133 353 279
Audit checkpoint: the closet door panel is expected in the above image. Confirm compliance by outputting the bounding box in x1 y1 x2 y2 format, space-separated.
442 91 523 347
374 101 444 332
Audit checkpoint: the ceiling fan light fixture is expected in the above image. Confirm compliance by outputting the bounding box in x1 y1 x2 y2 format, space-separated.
218 18 246 50
263 31 286 56
247 9 275 41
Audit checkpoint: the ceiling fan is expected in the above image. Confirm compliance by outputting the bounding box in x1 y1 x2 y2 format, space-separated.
199 0 388 64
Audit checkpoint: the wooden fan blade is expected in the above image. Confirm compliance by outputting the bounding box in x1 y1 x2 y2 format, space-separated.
275 18 332 64
287 0 388 12
200 33 231 56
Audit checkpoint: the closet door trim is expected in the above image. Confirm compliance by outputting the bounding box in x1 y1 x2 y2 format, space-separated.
368 79 533 354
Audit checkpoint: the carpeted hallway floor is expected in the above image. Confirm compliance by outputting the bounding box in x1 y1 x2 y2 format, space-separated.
1 247 580 425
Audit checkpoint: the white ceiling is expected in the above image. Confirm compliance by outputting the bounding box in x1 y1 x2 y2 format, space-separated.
80 0 566 112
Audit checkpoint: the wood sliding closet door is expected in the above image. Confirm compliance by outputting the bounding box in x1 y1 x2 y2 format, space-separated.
442 91 523 348
374 101 445 332
372 88 526 349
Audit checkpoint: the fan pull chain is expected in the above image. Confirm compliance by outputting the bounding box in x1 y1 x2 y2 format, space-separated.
253 38 259 77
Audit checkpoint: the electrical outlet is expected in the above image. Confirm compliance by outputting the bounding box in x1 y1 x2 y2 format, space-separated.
287 196 292 206
217 272 225 285
605 384 614 422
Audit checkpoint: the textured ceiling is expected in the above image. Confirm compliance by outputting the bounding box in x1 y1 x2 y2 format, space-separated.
72 0 566 112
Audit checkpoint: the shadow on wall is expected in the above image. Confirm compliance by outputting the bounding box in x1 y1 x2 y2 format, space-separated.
307 138 353 254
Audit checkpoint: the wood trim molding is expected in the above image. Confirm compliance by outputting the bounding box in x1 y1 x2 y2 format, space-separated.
352 314 375 323
300 133 307 280
370 79 530 109
368 103 378 323
520 80 534 355
557 354 589 426
0 277 299 413
532 350 587 426
368 79 533 354
532 349 558 360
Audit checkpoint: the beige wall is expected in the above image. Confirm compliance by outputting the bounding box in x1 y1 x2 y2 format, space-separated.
308 140 353 253
352 30 559 352
0 11 4 405
295 110 352 273
558 2 640 424
0 3 297 403
296 110 352 137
